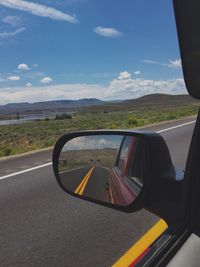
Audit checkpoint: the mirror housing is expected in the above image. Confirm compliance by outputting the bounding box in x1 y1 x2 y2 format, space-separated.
53 130 180 216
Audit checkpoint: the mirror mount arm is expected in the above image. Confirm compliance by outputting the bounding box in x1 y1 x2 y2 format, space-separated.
144 178 184 225
138 135 185 225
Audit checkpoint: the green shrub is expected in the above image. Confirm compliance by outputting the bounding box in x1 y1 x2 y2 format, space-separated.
108 122 118 129
55 113 72 120
3 147 12 157
43 139 55 147
166 114 177 120
127 115 138 126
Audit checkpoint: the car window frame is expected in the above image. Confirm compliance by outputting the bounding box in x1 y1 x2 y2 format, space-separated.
133 0 200 264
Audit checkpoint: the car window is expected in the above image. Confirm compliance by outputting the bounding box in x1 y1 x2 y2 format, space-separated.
116 136 134 175
128 139 146 186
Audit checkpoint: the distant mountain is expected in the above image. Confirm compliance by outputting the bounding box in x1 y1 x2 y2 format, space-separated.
0 98 104 114
0 94 199 115
82 93 200 112
122 93 198 107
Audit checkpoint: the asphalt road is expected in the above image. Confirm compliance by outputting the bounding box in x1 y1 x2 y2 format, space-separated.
60 166 92 192
0 117 196 267
60 165 110 202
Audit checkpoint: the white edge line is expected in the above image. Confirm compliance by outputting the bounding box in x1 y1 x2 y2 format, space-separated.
0 162 52 180
156 120 196 134
0 120 196 181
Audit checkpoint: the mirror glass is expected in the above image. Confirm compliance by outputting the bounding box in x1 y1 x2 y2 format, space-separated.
58 134 145 207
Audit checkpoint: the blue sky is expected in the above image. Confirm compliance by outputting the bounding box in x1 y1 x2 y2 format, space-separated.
0 0 187 104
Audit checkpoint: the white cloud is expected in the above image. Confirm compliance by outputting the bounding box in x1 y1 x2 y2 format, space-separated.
64 136 122 151
0 0 78 23
18 63 30 70
118 71 131 80
0 72 187 105
167 59 182 68
26 82 32 87
0 27 26 39
142 58 182 69
33 63 38 67
134 70 141 75
142 59 158 64
0 83 106 104
7 75 21 81
105 71 186 100
94 26 122 38
40 76 53 84
2 15 22 26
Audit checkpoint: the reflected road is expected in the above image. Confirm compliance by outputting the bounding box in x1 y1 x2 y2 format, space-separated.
60 165 110 201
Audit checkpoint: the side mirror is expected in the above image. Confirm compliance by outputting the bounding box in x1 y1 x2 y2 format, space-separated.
53 130 179 214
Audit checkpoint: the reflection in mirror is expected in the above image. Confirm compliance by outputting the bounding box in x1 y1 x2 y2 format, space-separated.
58 135 145 207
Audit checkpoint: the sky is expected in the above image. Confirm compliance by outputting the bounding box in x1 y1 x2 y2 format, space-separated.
63 135 123 151
0 0 188 104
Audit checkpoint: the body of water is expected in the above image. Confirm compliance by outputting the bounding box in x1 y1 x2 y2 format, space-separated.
0 112 74 126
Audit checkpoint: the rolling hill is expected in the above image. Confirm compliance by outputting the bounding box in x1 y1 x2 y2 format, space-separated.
0 98 104 115
82 94 200 112
0 94 199 115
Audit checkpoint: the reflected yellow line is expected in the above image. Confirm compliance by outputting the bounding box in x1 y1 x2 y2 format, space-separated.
75 166 95 195
109 185 114 204
112 219 168 267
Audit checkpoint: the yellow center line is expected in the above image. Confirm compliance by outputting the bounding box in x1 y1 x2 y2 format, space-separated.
112 219 168 267
109 185 114 204
75 166 95 195
74 167 93 194
78 166 94 195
